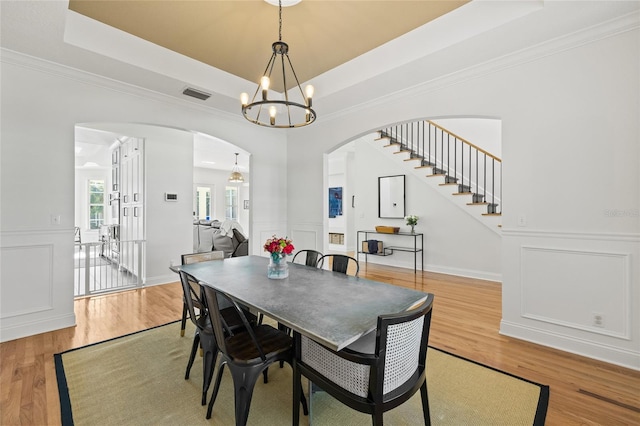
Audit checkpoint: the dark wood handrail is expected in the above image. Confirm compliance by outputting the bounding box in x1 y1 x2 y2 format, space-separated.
427 120 502 162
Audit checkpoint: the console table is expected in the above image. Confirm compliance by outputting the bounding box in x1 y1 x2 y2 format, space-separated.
356 230 424 273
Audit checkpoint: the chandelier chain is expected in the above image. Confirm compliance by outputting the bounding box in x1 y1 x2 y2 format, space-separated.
278 0 282 41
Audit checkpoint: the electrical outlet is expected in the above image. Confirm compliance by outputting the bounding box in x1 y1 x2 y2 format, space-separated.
592 312 604 327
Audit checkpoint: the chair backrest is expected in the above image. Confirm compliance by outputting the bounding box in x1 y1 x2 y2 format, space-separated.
178 270 208 331
375 295 434 396
317 254 360 276
182 250 225 265
292 250 323 267
201 285 267 362
297 294 434 403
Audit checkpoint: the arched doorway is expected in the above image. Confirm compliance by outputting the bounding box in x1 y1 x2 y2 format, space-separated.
74 123 251 296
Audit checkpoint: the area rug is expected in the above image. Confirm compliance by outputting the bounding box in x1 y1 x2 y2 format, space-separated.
55 321 548 425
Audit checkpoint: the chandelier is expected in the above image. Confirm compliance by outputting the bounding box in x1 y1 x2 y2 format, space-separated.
228 153 244 183
240 0 316 128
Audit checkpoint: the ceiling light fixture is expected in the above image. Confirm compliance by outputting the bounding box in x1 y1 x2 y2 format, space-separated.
228 153 244 183
240 0 316 128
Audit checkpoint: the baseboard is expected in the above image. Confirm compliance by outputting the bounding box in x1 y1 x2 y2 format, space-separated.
426 264 502 283
0 313 76 343
500 320 640 371
143 273 180 287
358 254 501 282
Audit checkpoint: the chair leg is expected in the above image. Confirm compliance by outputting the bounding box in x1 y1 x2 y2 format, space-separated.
420 381 431 426
207 363 226 419
372 409 384 426
299 383 309 416
229 364 264 426
202 347 219 405
293 362 302 425
180 302 188 337
185 332 200 380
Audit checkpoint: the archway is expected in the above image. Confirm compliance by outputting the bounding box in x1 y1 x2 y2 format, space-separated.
74 123 251 297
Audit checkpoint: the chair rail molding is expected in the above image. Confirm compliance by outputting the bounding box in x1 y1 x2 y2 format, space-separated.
501 228 640 242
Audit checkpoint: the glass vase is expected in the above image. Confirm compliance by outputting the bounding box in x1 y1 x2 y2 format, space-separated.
410 224 415 234
267 255 289 279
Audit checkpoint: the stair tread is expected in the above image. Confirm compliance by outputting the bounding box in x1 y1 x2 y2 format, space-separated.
439 183 458 186
452 192 473 196
466 201 489 205
482 213 502 216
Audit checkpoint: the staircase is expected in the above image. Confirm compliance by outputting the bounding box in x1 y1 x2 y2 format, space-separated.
375 120 502 234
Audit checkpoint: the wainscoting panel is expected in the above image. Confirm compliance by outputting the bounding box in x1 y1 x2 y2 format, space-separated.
290 229 320 253
0 244 54 317
520 246 630 339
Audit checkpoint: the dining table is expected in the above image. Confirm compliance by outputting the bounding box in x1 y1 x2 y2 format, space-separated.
171 255 430 351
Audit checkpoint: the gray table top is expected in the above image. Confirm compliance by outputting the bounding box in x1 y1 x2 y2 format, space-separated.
173 255 429 351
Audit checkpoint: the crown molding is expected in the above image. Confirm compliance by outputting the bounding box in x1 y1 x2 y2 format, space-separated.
0 48 245 126
321 10 640 123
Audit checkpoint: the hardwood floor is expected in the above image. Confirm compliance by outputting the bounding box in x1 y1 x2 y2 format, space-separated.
1 263 639 425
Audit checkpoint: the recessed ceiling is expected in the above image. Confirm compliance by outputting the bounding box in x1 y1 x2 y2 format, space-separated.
67 0 468 92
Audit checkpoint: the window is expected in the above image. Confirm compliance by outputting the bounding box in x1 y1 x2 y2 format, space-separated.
196 186 212 220
88 179 105 229
225 186 238 220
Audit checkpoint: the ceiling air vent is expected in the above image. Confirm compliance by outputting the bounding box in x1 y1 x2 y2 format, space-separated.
182 87 211 101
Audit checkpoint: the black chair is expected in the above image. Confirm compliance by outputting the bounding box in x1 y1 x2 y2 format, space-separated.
293 295 434 426
291 249 323 267
179 270 256 405
317 254 360 276
180 251 225 337
202 285 309 425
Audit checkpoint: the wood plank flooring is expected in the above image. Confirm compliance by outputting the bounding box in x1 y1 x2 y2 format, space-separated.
1 262 639 425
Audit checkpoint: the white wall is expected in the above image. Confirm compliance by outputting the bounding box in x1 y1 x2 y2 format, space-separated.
288 24 639 368
0 51 289 341
352 134 501 279
431 118 502 157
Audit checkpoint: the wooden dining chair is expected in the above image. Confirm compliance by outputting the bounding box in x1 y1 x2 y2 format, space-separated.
293 295 434 426
180 251 225 337
291 249 323 268
202 285 309 425
180 269 259 406
317 254 360 276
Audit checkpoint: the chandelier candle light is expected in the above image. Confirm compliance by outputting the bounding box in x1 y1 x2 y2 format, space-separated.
264 235 294 279
240 0 316 128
